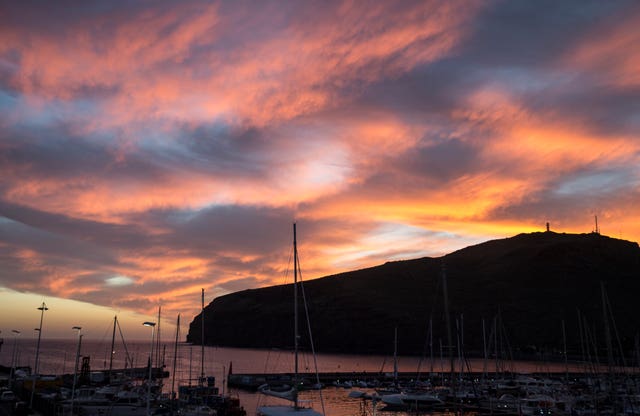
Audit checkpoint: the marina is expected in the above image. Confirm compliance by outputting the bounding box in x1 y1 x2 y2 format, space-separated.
1 338 639 416
2 0 640 414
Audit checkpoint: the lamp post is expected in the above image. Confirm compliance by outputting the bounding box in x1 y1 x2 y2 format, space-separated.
9 330 21 389
143 322 156 416
71 326 82 416
30 302 48 409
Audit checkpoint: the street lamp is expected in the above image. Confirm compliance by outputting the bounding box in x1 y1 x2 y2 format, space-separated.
71 326 82 416
30 302 48 409
143 322 156 416
9 330 21 389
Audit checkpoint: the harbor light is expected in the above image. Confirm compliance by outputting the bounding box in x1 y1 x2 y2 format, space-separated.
143 321 156 416
71 326 82 416
29 302 48 409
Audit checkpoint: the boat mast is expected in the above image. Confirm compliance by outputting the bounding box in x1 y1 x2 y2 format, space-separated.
189 346 193 387
493 315 499 374
171 314 180 412
429 316 434 375
441 262 454 377
201 288 205 386
482 318 488 381
156 306 162 371
562 319 568 381
601 282 615 376
457 315 463 380
109 315 117 382
393 326 398 387
293 222 299 409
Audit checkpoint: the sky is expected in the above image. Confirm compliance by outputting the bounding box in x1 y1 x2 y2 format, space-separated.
1 0 639 341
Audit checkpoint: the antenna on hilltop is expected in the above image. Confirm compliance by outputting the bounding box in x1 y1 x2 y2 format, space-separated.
594 215 600 234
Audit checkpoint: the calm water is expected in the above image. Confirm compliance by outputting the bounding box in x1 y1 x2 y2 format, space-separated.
0 337 584 416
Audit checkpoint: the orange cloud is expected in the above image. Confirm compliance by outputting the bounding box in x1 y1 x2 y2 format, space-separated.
2 1 482 128
2 1 640 330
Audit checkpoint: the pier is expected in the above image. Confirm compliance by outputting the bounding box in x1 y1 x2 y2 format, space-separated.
226 370 583 390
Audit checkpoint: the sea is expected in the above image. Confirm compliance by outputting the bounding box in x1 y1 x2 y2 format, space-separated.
0 338 583 416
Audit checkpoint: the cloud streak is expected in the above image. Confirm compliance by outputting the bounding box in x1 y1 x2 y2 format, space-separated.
1 0 639 337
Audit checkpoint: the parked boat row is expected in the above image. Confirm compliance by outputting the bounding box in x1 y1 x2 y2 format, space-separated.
0 365 246 416
343 372 640 415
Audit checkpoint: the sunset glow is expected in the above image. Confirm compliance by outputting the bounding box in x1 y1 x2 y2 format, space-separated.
1 1 639 339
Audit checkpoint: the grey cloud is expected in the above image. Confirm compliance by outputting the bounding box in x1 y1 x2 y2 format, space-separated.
0 200 152 251
0 192 369 298
400 138 482 183
0 124 168 183
109 297 157 312
160 123 274 178
351 0 640 141
126 204 296 256
458 0 633 68
0 0 180 36
355 59 479 119
346 136 484 193
0 246 49 288
0 218 124 296
486 165 640 225
524 82 640 137
0 214 121 268
0 119 278 191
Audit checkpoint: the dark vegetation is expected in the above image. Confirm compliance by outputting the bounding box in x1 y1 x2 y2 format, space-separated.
187 231 640 361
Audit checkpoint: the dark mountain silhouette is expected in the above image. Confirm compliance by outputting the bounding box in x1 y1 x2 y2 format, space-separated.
187 231 640 359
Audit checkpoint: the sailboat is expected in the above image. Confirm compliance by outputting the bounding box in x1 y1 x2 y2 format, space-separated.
178 290 246 416
257 223 324 416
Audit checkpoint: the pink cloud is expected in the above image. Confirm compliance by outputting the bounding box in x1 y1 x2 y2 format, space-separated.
2 1 640 326
2 1 482 127
564 5 640 87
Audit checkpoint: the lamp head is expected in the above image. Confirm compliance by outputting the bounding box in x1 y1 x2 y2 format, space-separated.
142 322 156 327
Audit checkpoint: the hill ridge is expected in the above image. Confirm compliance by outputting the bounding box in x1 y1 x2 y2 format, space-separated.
187 231 640 357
